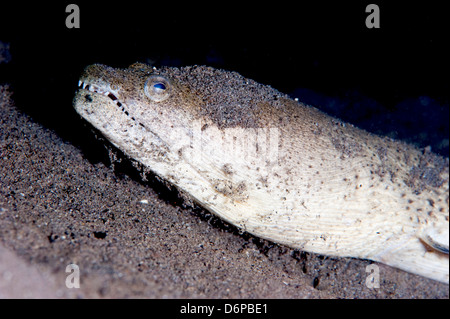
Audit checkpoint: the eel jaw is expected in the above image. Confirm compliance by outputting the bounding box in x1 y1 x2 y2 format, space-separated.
77 80 128 113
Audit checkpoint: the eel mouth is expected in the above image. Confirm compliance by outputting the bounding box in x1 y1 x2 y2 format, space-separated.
77 80 126 111
76 79 152 133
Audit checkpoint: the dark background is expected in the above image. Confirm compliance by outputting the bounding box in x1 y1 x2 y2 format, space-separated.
1 1 448 156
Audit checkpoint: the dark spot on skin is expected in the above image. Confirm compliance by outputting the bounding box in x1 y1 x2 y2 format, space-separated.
236 182 247 195
408 199 414 204
85 94 93 102
222 164 233 176
427 199 435 207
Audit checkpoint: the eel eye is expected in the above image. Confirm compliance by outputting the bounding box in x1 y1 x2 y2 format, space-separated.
144 75 171 102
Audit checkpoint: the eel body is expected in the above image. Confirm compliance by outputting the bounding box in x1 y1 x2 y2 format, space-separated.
73 63 449 283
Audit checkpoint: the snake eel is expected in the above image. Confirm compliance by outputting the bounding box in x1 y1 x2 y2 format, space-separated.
73 63 449 283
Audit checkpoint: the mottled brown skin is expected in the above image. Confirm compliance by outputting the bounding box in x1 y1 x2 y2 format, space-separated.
74 63 449 283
